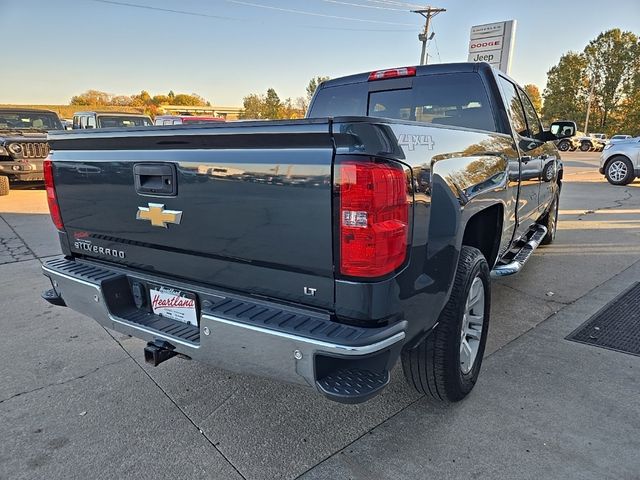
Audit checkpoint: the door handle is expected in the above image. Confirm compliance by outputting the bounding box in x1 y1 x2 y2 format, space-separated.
134 163 177 196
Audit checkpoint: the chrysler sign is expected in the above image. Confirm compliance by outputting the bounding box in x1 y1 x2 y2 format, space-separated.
467 20 516 74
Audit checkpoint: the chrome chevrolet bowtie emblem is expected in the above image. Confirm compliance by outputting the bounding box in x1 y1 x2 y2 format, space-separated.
136 203 182 228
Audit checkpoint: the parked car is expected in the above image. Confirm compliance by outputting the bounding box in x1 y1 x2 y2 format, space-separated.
42 62 574 404
599 137 640 185
556 135 581 152
72 111 153 129
154 115 225 126
578 133 607 152
0 108 63 195
609 134 633 144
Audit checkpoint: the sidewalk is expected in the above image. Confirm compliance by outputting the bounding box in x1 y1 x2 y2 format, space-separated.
302 258 640 479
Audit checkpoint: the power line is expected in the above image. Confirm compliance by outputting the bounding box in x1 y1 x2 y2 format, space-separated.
91 0 413 32
304 24 412 32
225 0 415 26
320 0 410 11
362 0 424 9
433 32 442 62
91 0 240 21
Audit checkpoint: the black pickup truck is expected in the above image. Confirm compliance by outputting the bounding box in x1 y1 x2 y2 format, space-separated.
42 63 574 404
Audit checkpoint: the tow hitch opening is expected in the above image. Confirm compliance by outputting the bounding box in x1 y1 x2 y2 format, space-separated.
144 339 178 366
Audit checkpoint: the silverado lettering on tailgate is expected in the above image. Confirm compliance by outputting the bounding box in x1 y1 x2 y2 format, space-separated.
73 239 126 259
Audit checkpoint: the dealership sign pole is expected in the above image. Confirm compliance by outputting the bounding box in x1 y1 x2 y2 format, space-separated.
467 20 516 74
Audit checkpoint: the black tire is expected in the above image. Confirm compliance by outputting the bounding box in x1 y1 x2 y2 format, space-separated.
604 156 635 186
401 246 491 403
540 192 559 245
0 176 9 196
579 141 591 152
557 139 570 152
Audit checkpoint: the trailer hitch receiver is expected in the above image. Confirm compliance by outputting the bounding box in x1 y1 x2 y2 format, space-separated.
144 339 177 366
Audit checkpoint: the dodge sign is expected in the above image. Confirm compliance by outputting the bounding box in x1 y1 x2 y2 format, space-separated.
467 20 516 74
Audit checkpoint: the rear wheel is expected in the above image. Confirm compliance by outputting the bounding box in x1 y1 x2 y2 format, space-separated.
0 176 9 196
401 246 490 403
605 157 635 186
580 141 591 152
557 139 570 152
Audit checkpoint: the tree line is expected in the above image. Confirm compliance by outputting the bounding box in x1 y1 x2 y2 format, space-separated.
68 76 331 119
239 76 330 120
70 90 210 116
542 28 639 135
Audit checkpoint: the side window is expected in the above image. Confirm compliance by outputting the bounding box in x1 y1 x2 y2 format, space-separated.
87 116 97 128
73 116 80 129
79 116 87 128
497 77 527 137
518 88 542 139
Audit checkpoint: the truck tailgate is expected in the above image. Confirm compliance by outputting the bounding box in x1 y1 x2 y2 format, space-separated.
49 120 335 309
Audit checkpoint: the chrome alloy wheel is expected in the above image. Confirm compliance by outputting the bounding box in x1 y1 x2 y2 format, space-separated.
460 276 485 375
608 160 628 183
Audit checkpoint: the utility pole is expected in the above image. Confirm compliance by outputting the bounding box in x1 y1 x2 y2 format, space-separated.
413 6 446 65
584 77 595 134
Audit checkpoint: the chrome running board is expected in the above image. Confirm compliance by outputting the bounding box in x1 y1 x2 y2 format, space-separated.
491 225 548 277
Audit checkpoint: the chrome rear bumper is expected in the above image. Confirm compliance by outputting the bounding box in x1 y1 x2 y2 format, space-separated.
42 257 405 401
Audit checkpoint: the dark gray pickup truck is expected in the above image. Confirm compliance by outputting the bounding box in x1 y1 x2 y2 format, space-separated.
42 63 575 404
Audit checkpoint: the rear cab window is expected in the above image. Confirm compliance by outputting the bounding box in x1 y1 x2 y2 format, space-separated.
309 72 497 133
308 83 368 118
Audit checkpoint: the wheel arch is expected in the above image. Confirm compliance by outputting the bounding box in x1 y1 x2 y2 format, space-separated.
604 153 632 170
461 203 504 269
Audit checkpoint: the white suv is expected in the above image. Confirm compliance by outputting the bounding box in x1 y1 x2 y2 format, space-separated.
600 137 640 185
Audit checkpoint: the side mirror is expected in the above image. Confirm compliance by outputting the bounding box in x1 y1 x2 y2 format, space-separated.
549 121 576 139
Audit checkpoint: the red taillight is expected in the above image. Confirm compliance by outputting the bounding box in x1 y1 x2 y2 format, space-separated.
44 158 64 231
368 66 416 81
338 160 409 278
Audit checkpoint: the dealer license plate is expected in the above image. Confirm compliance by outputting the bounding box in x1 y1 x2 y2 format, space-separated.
149 286 198 326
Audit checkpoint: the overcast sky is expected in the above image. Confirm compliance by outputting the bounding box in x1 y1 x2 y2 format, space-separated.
2 0 639 106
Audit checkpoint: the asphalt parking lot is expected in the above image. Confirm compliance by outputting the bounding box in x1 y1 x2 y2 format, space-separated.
1 151 639 480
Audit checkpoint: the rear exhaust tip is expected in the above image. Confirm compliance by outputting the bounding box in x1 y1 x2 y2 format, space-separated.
144 340 177 366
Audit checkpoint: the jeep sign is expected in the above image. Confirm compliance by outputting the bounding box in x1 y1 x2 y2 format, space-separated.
467 20 516 74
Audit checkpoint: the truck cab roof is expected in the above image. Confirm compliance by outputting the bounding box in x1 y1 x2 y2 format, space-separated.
73 111 149 117
320 62 493 89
